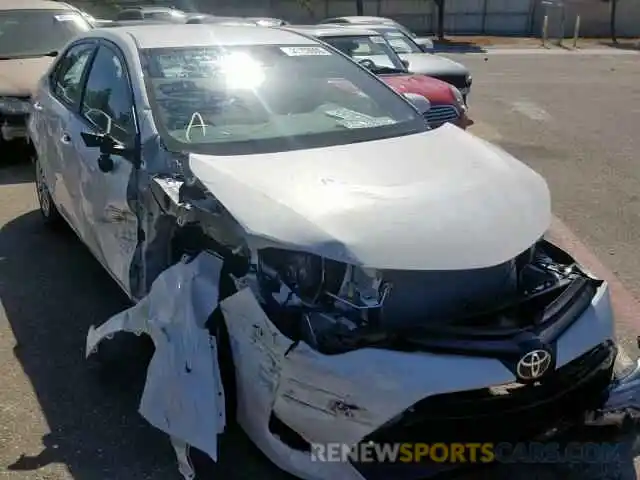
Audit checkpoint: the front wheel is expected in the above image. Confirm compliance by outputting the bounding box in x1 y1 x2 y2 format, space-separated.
35 155 62 227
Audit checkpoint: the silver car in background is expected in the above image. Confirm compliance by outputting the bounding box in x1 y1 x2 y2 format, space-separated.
334 23 472 101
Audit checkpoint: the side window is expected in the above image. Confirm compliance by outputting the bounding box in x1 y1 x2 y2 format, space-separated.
51 44 94 107
80 45 136 145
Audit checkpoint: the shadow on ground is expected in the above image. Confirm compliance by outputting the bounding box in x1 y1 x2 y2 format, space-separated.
599 41 640 51
432 38 487 53
0 210 286 479
0 151 33 185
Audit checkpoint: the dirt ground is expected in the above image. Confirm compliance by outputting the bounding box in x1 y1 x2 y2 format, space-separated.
431 35 640 50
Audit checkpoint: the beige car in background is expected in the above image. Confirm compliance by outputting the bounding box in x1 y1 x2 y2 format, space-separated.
0 0 91 155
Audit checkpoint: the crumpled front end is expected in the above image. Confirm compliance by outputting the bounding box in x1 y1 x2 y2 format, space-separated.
590 354 640 426
85 232 640 480
83 123 640 479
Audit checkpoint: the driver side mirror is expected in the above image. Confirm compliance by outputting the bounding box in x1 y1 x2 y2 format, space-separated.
80 131 138 171
403 93 431 115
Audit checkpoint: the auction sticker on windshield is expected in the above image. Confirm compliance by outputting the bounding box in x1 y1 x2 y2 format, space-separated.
280 46 331 56
324 107 396 129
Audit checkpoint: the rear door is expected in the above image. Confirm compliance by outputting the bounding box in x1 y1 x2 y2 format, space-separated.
33 41 96 228
63 42 140 296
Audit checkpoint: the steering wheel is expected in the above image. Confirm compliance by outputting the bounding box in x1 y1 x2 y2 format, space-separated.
357 59 376 70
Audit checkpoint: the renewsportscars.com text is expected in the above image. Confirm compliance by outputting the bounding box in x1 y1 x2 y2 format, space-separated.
310 442 623 464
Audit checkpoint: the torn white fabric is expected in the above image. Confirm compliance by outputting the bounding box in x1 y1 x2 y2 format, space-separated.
86 252 225 462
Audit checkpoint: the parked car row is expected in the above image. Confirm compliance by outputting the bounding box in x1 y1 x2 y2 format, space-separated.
0 3 474 157
286 25 471 129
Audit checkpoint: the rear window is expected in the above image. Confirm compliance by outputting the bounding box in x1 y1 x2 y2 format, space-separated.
323 35 403 70
0 10 91 59
383 31 422 54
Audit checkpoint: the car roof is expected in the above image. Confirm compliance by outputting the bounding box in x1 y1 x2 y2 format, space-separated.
284 25 380 37
128 6 182 12
248 16 284 22
327 16 396 23
0 0 75 11
95 24 317 49
109 19 173 27
344 23 397 32
187 16 258 25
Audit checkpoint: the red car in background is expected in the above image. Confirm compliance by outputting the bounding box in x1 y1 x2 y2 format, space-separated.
283 25 472 130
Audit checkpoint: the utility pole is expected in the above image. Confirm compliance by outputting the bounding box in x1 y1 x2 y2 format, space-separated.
434 0 445 39
356 0 364 15
610 0 618 43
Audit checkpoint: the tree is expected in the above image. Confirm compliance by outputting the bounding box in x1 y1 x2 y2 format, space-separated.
433 0 445 39
297 0 315 19
610 0 618 43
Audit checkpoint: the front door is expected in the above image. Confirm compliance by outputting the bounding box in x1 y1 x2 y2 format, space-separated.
33 41 96 229
65 42 140 297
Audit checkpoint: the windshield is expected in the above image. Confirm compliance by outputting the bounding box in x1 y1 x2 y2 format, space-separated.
382 30 422 54
323 35 406 73
0 10 91 58
141 44 426 155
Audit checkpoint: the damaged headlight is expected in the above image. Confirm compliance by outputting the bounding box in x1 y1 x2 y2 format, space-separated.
614 347 637 380
257 248 390 311
258 248 327 303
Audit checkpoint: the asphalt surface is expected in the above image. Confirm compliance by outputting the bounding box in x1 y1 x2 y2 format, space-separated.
1 50 640 480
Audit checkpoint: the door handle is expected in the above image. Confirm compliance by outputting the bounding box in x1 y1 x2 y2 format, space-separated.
61 133 71 144
32 101 43 111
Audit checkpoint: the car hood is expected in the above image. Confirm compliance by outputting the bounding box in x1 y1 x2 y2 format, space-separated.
399 52 469 76
188 124 551 270
0 57 54 96
379 74 454 105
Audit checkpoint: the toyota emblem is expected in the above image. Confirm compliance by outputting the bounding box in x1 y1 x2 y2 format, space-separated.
516 349 552 381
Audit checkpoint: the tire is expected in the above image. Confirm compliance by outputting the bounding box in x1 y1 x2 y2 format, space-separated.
34 155 62 227
186 307 238 478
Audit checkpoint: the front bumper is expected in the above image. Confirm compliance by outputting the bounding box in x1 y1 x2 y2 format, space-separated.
350 341 640 480
589 353 640 426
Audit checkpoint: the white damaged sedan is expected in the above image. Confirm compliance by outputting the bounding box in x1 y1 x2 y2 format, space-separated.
29 24 640 480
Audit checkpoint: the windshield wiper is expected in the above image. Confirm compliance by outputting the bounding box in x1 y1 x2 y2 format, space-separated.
371 66 408 75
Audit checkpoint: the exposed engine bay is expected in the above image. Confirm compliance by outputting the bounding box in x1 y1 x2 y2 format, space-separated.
251 238 601 357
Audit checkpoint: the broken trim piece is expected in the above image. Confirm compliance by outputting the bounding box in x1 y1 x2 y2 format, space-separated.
86 252 226 467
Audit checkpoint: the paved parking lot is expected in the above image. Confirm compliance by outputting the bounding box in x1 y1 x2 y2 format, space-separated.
1 50 640 480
